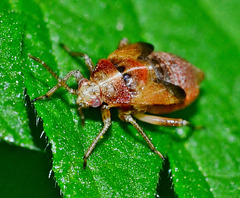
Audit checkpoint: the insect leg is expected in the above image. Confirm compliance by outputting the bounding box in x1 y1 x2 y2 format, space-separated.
119 111 165 160
133 112 189 127
60 44 94 73
83 105 111 169
29 55 84 101
117 38 130 49
77 106 85 127
31 70 82 102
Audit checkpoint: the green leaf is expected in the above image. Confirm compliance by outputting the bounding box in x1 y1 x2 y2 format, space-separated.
1 0 240 197
0 11 38 150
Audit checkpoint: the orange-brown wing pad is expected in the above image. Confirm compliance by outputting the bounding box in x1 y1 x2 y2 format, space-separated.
131 79 186 105
145 104 184 115
108 42 154 60
149 52 204 106
90 59 132 105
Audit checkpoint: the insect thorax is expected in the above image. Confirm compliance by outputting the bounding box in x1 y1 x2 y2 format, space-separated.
77 78 102 108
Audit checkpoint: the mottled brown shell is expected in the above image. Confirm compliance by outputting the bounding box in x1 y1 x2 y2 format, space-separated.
146 52 204 114
92 42 204 114
90 59 132 106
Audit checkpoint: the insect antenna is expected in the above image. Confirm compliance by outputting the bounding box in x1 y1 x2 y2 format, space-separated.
29 54 83 102
29 54 60 80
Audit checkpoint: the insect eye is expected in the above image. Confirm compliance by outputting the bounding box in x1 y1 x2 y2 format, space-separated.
92 97 102 108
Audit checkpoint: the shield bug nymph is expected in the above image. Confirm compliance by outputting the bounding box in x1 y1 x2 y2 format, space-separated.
30 38 204 169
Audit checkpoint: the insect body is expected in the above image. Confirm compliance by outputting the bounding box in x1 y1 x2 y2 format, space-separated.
30 38 204 168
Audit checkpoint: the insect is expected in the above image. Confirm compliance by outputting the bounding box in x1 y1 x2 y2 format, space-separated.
30 38 204 169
